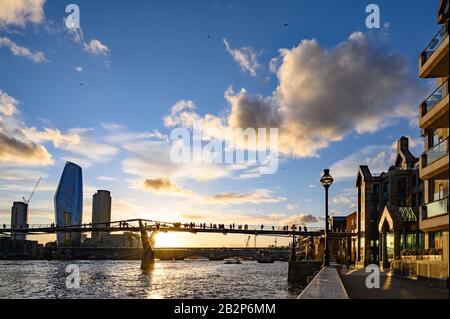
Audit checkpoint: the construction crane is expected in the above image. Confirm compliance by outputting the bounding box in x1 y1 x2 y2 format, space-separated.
22 177 42 205
245 235 251 249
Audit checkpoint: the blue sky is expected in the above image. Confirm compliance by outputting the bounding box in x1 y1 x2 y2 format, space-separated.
0 0 439 246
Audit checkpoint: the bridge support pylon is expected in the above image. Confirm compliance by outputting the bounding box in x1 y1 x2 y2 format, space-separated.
139 220 156 272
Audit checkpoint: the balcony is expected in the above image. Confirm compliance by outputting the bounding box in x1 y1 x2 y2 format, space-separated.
423 197 449 219
419 23 449 78
419 81 449 130
420 139 449 180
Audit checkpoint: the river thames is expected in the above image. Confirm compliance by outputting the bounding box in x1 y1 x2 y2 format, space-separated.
0 260 303 299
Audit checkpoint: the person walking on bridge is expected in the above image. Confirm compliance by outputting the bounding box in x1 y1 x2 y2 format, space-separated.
261 224 264 230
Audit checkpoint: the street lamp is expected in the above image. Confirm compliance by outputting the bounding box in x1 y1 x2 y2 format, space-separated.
320 169 334 267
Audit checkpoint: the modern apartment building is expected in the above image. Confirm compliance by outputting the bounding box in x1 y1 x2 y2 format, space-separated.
356 137 423 266
92 190 112 243
418 0 449 285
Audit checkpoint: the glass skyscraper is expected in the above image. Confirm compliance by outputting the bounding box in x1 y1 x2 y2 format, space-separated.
54 161 83 247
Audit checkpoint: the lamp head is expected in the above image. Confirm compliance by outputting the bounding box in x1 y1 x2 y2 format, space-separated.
320 169 334 188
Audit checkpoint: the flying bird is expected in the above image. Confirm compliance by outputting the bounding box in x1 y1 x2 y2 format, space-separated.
282 23 289 27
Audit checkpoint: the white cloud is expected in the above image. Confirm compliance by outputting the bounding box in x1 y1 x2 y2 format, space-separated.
331 188 357 209
223 38 260 76
22 127 118 165
141 177 284 205
83 39 109 56
330 136 423 180
0 0 45 29
74 66 83 72
0 36 48 63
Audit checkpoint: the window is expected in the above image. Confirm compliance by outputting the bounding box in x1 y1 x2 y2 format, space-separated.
429 231 443 249
432 180 449 201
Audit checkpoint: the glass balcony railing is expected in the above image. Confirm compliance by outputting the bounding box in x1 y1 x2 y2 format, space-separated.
423 138 449 167
421 24 448 66
421 81 449 116
424 197 449 219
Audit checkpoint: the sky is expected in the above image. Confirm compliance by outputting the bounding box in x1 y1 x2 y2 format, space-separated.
0 0 440 247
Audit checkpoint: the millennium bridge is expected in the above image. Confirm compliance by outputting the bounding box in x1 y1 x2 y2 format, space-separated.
0 219 349 270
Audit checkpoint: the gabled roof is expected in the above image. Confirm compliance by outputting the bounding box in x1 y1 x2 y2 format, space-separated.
378 205 419 232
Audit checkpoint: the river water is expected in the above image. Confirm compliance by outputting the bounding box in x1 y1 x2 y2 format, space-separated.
0 260 303 299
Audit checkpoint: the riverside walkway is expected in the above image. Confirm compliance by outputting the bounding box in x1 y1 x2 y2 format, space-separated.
341 269 449 299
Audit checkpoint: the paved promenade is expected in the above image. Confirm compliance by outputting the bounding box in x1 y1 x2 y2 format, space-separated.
298 267 349 299
341 269 449 299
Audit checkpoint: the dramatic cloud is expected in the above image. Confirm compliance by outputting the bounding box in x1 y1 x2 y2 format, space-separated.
0 0 45 29
142 178 184 194
0 36 47 63
167 32 421 159
223 38 260 76
0 132 53 165
83 39 109 56
0 90 53 166
224 32 422 157
278 214 320 226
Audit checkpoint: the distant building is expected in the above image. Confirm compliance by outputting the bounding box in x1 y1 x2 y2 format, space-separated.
356 137 423 266
10 202 28 241
91 190 112 243
0 237 43 259
331 216 347 232
346 212 357 262
54 162 83 247
83 232 141 248
417 0 448 286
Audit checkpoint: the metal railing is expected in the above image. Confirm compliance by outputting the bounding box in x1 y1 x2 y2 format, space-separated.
421 80 448 116
423 138 449 167
424 197 449 219
420 23 448 66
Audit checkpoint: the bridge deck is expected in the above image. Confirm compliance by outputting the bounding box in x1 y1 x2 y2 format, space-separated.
0 219 352 238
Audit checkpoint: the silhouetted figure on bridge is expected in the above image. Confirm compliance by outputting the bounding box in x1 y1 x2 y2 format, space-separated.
261 224 264 230
291 224 297 231
2 224 5 229
272 226 275 231
244 224 248 230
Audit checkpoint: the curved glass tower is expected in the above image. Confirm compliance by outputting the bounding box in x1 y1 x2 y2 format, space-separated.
54 161 83 247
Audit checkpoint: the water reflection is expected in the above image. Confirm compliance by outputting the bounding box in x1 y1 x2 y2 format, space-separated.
0 260 302 299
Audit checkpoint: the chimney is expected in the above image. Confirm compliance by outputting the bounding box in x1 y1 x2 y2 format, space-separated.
397 136 409 154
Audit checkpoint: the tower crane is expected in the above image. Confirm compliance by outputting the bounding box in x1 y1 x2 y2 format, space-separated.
245 235 251 249
22 177 42 205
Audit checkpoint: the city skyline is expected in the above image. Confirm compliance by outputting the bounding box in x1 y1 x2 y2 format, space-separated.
0 0 440 247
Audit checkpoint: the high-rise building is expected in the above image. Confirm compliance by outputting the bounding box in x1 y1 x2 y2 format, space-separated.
418 0 449 285
54 161 83 247
11 202 28 241
91 190 112 243
356 137 423 266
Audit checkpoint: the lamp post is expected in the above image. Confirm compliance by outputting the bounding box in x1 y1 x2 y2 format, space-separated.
320 169 334 267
